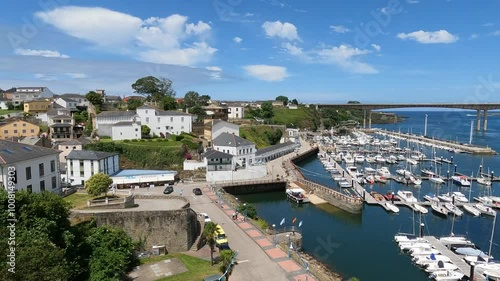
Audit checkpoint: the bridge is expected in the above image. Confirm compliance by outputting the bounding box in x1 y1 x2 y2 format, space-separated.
316 103 500 131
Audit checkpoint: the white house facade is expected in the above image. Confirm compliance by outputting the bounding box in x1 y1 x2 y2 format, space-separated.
96 111 139 137
227 103 244 119
54 97 78 109
212 132 255 167
136 105 193 137
57 140 83 164
59 94 89 107
66 150 120 186
11 87 54 105
0 140 61 193
111 121 141 141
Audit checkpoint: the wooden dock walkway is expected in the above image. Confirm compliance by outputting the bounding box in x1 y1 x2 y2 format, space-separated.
424 236 486 281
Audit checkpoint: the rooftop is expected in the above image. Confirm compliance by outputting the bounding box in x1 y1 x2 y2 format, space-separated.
256 141 297 156
0 139 60 164
202 149 234 159
97 110 137 117
111 169 176 177
114 121 136 126
212 132 254 147
66 150 118 160
58 140 82 146
137 105 191 116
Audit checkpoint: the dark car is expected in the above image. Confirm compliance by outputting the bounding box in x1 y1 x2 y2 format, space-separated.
193 188 202 195
163 185 174 194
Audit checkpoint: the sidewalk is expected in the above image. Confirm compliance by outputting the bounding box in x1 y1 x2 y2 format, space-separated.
203 186 317 281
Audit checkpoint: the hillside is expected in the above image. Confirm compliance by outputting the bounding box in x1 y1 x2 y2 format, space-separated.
240 125 284 149
271 106 321 130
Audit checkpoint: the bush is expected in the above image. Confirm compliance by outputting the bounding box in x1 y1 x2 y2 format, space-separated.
100 136 111 139
140 139 145 142
123 139 130 143
171 135 184 141
237 203 257 219
131 139 138 142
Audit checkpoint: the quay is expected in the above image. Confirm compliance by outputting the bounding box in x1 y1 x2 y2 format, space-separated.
424 236 487 281
369 128 497 155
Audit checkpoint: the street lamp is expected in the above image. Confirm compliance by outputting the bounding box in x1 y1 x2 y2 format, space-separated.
286 234 290 258
243 203 247 221
272 224 276 247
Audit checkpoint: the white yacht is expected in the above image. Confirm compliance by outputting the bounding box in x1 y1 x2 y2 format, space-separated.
439 236 474 247
429 270 465 281
437 193 453 203
429 175 445 185
399 242 432 251
364 167 377 174
396 168 413 177
425 261 459 273
409 248 441 257
477 176 492 186
451 175 471 187
475 203 497 217
397 190 418 203
385 202 399 213
354 154 365 163
451 192 468 203
424 193 440 203
375 155 385 163
444 202 464 217
406 158 418 165
463 204 481 217
377 167 392 178
413 254 451 267
413 203 428 214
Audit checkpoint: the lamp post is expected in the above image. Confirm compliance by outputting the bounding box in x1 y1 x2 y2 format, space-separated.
286 234 290 258
243 203 247 221
272 224 276 247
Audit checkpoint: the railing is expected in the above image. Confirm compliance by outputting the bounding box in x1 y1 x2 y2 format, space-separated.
297 178 363 204
212 179 285 187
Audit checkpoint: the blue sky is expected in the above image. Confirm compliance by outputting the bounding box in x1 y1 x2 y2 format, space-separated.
1 0 499 103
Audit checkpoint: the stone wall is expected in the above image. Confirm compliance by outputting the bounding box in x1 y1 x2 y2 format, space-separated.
222 180 287 195
93 209 199 252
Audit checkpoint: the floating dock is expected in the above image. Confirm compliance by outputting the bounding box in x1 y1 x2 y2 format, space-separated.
424 236 486 281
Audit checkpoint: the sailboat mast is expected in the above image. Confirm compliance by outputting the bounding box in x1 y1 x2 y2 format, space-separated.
469 120 473 145
489 213 496 256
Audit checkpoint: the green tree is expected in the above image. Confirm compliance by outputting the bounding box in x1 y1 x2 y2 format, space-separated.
260 101 274 119
190 105 206 121
86 91 104 108
275 95 289 105
127 98 144 110
6 101 14 110
291 99 299 105
199 94 211 106
202 222 218 266
131 76 176 102
74 110 88 124
237 203 257 219
160 96 177 111
218 249 238 281
183 91 200 108
86 226 137 281
141 125 151 137
85 173 113 197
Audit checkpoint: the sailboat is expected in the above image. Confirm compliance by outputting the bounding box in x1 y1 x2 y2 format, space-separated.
463 184 481 216
458 212 496 265
477 160 492 187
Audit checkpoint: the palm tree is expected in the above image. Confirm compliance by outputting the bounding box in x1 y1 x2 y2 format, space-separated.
219 249 238 281
202 222 218 266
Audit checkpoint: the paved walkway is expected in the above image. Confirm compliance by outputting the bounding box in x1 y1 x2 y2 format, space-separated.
202 186 317 281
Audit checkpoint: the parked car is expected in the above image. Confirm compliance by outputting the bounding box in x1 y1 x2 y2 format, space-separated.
193 188 202 195
163 185 174 194
200 212 211 223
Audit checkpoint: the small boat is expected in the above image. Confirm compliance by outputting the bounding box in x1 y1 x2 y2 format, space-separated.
437 193 453 203
409 247 440 257
455 247 487 257
463 254 491 265
451 192 468 203
374 175 387 184
375 155 385 163
444 202 464 217
397 190 418 203
425 261 459 273
408 176 422 185
399 241 431 251
370 191 386 202
483 269 500 281
406 158 418 165
395 234 428 243
393 176 407 184
451 175 471 187
429 270 465 281
424 193 440 203
475 196 494 205
475 203 497 217
421 168 436 177
462 204 481 217
365 175 375 184
338 181 352 188
413 203 428 214
396 168 413 177
440 237 475 248
364 167 377 174
413 253 452 267
377 167 392 178
354 155 365 163
286 188 310 204
384 192 400 201
385 202 400 213
429 175 445 185
431 203 449 217
477 176 492 186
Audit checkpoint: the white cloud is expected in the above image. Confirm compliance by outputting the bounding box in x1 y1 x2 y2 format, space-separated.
65 73 87 79
490 30 500 36
233 37 243 43
36 7 216 66
317 45 378 74
407 0 420 4
371 44 381 51
282 42 305 56
397 30 459 44
262 21 300 41
34 73 58 81
243 65 288 81
205 66 222 80
330 25 350 34
244 13 254 17
483 23 494 27
14 48 69 58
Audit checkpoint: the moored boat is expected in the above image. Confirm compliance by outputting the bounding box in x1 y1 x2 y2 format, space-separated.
385 202 400 213
413 203 428 214
444 202 463 217
463 204 481 217
429 270 464 281
451 175 471 187
431 203 449 217
285 188 310 204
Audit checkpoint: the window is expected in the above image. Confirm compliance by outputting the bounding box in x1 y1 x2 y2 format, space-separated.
157 117 160 122
26 167 31 180
27 185 33 193
51 176 57 189
236 108 239 112
40 180 45 192
135 128 138 132
145 110 148 114
50 160 55 172
181 117 184 122
13 130 17 134
170 117 173 122
39 163 44 176
181 126 184 129
65 146 69 149
146 117 149 123
22 129 26 134
3 130 7 134
22 123 26 127
13 123 17 127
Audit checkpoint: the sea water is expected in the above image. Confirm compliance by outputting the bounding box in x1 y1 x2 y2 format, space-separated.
238 110 500 281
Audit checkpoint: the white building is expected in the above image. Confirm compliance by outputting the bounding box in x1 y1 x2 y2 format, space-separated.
54 97 78 109
227 103 245 119
59 94 89 107
57 140 83 164
136 105 193 137
0 98 9 110
0 139 61 193
96 105 193 139
212 120 239 140
111 121 141 141
203 149 234 172
11 87 54 105
65 150 120 186
286 128 300 143
212 132 255 168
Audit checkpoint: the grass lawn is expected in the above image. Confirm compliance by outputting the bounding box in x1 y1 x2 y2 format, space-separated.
272 107 319 129
64 192 92 209
0 109 21 115
140 253 220 281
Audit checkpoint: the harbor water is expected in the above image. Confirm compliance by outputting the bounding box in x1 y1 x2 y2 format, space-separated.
238 110 500 281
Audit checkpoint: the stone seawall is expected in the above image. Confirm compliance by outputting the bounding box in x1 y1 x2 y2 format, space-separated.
221 180 287 195
93 209 199 252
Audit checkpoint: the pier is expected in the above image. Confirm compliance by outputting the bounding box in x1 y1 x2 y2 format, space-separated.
371 128 497 155
424 236 486 281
